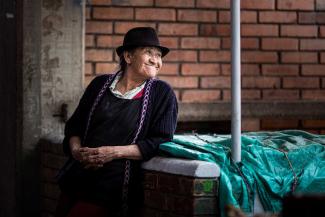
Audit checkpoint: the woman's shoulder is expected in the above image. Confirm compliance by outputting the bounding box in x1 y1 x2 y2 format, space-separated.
151 78 176 101
153 79 173 92
86 73 115 90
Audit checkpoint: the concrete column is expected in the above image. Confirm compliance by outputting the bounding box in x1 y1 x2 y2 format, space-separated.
22 0 84 215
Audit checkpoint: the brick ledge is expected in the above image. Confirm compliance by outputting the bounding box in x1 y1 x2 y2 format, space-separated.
178 101 325 121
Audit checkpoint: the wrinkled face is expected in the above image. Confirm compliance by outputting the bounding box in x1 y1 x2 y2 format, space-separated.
124 46 163 79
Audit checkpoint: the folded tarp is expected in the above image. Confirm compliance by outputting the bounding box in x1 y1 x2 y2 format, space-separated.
159 130 325 217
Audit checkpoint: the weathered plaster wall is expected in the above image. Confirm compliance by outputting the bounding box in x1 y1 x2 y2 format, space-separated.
22 0 84 216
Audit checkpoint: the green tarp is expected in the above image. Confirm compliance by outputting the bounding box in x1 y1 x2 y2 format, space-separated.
158 130 325 217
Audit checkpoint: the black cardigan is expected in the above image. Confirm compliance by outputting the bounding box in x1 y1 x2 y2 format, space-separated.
59 74 178 212
62 74 178 161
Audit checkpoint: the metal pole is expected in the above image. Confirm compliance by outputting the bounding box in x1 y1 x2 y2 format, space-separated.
231 0 241 162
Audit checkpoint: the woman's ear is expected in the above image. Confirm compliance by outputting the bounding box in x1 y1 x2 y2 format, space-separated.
123 51 132 64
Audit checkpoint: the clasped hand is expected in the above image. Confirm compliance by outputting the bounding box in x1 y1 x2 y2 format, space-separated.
71 146 118 169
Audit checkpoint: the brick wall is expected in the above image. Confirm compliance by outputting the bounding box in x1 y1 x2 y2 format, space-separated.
85 0 325 133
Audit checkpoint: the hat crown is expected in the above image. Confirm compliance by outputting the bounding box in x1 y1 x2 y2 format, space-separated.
116 27 169 57
123 27 160 47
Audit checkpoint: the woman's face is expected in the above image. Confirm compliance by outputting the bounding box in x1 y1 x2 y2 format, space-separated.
124 46 162 79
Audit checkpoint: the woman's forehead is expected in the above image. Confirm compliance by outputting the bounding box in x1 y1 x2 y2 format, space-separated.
138 46 162 53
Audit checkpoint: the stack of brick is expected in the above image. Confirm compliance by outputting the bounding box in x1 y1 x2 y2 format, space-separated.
40 139 67 217
143 171 219 217
142 157 220 217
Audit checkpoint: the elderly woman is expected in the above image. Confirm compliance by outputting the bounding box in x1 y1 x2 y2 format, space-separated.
55 27 178 217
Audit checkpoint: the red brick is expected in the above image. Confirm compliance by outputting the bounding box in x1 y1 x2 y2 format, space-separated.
315 13 325 23
135 8 176 21
178 10 216 22
196 0 230 9
158 23 198 36
85 35 94 47
259 11 297 23
91 0 112 5
283 77 320 89
156 0 194 7
242 90 262 100
320 25 325 37
159 76 198 88
281 25 318 37
281 52 318 63
114 22 155 34
242 118 261 132
242 24 278 36
160 37 178 49
262 64 299 76
199 51 231 62
97 35 123 48
303 12 325 24
242 0 275 9
182 63 220 75
93 7 133 20
223 89 261 101
164 50 197 62
298 12 316 24
218 11 257 23
321 130 325 135
95 63 118 74
86 7 91 19
302 90 325 100
221 64 231 75
321 53 325 63
303 120 325 128
242 64 260 75
262 38 298 50
301 39 325 50
181 37 220 49
242 77 281 89
85 49 113 62
302 65 325 76
242 38 260 49
222 38 259 49
201 76 231 88
109 0 153 6
182 90 221 102
261 119 299 130
200 24 230 37
263 90 299 100
278 0 314 10
86 21 112 34
242 51 278 63
317 0 325 10
85 63 93 75
159 63 179 75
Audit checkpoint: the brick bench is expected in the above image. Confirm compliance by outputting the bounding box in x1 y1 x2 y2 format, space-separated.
141 157 220 217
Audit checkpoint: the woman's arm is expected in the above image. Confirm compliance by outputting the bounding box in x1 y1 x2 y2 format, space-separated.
79 145 143 169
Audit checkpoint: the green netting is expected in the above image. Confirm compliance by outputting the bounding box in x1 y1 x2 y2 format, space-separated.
158 130 325 217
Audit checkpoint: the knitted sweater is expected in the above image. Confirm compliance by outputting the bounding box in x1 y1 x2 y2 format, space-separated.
59 73 178 212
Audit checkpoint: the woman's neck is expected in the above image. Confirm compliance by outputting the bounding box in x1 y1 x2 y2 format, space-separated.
116 70 146 94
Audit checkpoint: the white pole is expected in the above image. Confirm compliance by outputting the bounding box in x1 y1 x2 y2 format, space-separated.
231 0 241 162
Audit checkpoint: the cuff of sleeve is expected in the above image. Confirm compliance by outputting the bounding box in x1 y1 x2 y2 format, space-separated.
136 140 156 161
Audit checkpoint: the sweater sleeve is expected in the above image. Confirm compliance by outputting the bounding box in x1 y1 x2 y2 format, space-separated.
136 82 178 161
62 75 107 156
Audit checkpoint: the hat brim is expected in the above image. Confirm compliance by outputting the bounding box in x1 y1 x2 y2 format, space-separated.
116 45 169 57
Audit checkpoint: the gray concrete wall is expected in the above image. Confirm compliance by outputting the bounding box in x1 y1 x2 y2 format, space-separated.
22 0 84 216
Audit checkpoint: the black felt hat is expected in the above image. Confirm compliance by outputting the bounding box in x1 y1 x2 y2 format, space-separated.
116 27 169 57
